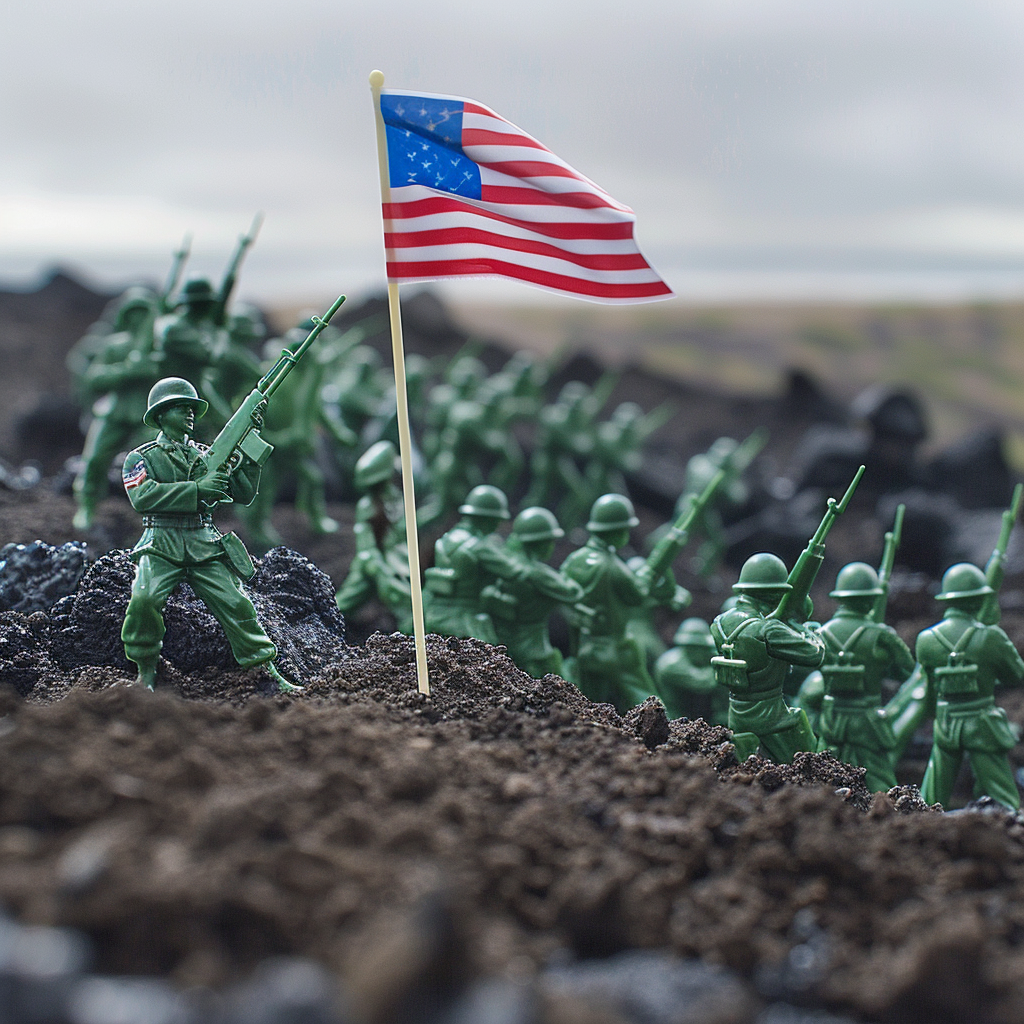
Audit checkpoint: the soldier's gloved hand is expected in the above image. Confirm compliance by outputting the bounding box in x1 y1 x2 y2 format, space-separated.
251 402 267 429
196 470 230 503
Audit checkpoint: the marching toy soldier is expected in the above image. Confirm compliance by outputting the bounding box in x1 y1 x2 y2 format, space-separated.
561 493 680 713
711 553 824 762
484 506 582 679
120 377 298 693
813 562 915 791
335 441 414 633
917 563 1024 809
423 484 523 644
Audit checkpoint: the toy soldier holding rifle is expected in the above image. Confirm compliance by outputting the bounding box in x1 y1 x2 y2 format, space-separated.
810 505 915 791
711 467 864 762
915 484 1024 809
119 295 345 692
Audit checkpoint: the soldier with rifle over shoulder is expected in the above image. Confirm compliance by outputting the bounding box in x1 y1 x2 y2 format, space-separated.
711 466 864 763
914 484 1024 809
888 484 1024 761
119 295 345 693
803 505 915 791
560 473 720 714
155 216 263 430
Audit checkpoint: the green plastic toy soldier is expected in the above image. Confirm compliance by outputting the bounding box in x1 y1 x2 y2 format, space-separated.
655 617 728 724
72 287 160 530
711 467 862 762
711 554 825 762
335 441 414 633
916 563 1024 809
560 494 680 713
423 484 524 644
120 378 298 692
812 562 915 791
483 506 582 678
655 431 766 579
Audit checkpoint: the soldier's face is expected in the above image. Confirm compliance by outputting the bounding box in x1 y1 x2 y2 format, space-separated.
159 402 195 439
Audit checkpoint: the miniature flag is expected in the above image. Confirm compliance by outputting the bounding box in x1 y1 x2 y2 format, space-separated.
377 90 672 303
122 458 147 491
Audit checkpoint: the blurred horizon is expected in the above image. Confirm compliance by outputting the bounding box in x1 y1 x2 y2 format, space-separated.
3 2 1024 308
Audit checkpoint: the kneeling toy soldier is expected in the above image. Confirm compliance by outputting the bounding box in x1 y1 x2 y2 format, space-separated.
120 377 298 692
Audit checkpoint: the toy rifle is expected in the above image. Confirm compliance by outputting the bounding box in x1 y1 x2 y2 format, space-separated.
980 482 1023 625
635 467 728 591
214 213 263 326
196 294 345 493
871 503 905 624
768 465 865 623
160 233 192 314
727 427 768 475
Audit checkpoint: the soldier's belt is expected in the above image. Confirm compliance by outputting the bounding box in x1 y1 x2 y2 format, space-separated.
142 514 215 529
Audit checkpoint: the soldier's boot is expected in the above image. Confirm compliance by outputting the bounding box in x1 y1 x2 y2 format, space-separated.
731 731 761 761
133 660 159 691
263 660 303 693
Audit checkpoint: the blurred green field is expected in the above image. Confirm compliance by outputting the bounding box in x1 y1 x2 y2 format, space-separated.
454 299 1024 468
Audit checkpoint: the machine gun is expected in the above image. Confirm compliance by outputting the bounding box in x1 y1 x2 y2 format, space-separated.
768 465 865 623
636 467 728 591
159 233 192 314
195 294 345 497
214 213 263 326
871 503 905 624
980 482 1023 625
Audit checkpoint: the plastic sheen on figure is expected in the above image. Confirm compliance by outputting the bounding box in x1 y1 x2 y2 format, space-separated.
916 563 1024 809
120 378 298 693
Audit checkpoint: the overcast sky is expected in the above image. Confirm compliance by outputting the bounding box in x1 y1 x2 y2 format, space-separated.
3 1 1024 304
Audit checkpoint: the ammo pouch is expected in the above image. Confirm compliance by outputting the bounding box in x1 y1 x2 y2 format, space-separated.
711 617 757 693
933 625 979 697
481 583 517 621
424 566 456 596
820 624 867 695
220 531 256 581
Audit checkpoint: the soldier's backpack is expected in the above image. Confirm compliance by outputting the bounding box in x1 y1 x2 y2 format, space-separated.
711 616 758 693
932 625 979 697
819 623 868 695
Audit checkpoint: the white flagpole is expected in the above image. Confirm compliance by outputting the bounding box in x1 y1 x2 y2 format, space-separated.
369 69 430 695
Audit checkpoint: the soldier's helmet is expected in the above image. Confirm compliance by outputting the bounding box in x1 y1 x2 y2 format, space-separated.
512 506 564 544
830 562 884 599
176 277 217 308
144 377 208 427
459 484 510 520
733 552 792 595
672 617 716 649
354 441 399 490
936 563 993 602
586 493 639 533
113 287 156 330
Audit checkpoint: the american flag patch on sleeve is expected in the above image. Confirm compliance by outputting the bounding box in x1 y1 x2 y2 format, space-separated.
122 459 147 490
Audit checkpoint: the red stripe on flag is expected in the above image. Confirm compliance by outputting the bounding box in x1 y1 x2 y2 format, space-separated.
382 197 634 239
480 185 620 210
385 227 650 271
386 257 672 300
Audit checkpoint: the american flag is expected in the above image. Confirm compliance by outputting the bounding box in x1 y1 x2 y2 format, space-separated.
378 90 672 303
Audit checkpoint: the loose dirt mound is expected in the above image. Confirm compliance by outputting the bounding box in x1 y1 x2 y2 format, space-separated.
2 634 1024 1022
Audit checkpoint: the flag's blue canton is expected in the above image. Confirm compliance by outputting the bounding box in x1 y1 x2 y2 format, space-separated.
381 94 481 199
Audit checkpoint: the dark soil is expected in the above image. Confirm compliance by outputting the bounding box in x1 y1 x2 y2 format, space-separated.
6 276 1024 1023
